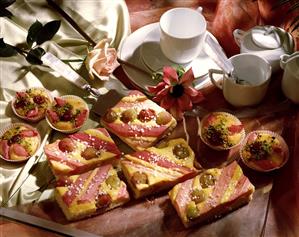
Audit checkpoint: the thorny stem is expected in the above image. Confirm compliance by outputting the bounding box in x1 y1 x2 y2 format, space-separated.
61 59 84 63
13 46 28 57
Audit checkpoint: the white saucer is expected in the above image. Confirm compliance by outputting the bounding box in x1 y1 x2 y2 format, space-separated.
119 23 220 92
140 25 219 78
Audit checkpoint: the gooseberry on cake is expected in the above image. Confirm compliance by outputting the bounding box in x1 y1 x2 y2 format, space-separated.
55 164 130 221
121 138 198 199
44 127 121 176
101 90 177 151
168 161 255 228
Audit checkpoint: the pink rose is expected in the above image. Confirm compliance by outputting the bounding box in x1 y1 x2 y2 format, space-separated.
85 38 119 80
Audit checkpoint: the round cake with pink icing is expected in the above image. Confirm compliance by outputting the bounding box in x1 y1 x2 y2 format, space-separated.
200 112 245 150
46 95 89 133
240 130 289 172
0 123 40 162
12 87 52 122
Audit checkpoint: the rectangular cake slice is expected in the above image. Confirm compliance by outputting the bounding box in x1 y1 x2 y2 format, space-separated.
44 128 121 176
121 138 198 198
168 161 255 228
55 164 130 221
101 90 177 151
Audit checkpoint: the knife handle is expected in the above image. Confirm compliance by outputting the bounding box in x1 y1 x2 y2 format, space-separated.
41 52 100 97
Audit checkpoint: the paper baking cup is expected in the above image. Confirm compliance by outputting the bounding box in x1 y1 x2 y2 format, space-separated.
0 123 41 163
11 87 53 122
240 130 289 172
199 112 245 151
45 95 89 134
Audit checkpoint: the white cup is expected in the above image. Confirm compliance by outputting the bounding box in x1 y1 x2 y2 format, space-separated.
280 52 299 103
159 7 207 64
209 53 272 107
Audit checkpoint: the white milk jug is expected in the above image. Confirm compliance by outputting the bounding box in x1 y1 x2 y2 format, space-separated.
280 52 299 103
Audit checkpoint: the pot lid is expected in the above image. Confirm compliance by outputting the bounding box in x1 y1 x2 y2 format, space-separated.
250 26 294 53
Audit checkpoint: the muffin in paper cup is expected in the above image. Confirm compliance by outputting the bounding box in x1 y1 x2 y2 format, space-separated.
199 112 245 151
240 130 289 172
11 87 53 122
0 123 41 163
45 95 89 134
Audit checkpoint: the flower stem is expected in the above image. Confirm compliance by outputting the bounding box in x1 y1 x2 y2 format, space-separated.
13 46 28 57
61 59 84 63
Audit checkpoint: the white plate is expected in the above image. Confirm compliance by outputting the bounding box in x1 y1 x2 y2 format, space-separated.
119 23 220 92
140 25 219 78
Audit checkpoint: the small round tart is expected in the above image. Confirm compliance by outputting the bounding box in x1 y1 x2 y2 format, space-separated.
200 112 245 150
0 123 41 162
46 95 89 133
11 87 52 122
240 130 289 172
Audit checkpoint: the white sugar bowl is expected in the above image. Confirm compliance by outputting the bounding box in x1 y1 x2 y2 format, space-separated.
233 26 294 73
280 52 299 103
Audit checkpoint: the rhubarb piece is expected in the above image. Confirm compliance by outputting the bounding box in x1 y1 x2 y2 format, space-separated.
169 161 255 228
55 164 130 221
101 90 177 151
121 138 198 198
44 128 121 176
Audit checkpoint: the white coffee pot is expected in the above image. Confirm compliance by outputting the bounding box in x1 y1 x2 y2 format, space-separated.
233 26 294 73
280 52 299 103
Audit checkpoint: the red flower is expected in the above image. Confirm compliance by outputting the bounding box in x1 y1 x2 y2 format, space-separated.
148 66 204 120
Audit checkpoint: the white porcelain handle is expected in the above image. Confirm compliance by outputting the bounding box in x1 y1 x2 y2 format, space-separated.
41 52 102 97
233 29 245 47
280 51 299 69
196 6 203 13
209 69 224 90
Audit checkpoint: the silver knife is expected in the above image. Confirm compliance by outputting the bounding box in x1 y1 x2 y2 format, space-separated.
3 129 53 207
0 207 100 237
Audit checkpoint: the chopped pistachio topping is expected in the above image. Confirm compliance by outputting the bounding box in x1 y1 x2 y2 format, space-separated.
244 134 277 161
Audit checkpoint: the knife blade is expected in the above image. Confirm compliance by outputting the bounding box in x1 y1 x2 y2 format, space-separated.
0 207 100 237
3 129 53 207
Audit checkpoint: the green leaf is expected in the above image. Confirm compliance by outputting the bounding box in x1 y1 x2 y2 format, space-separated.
25 47 45 65
0 38 5 47
0 38 18 57
0 8 12 17
0 0 15 8
26 20 43 47
176 65 185 78
36 20 61 45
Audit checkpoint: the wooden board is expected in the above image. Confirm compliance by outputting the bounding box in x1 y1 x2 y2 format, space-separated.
3 1 299 236
11 73 299 237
